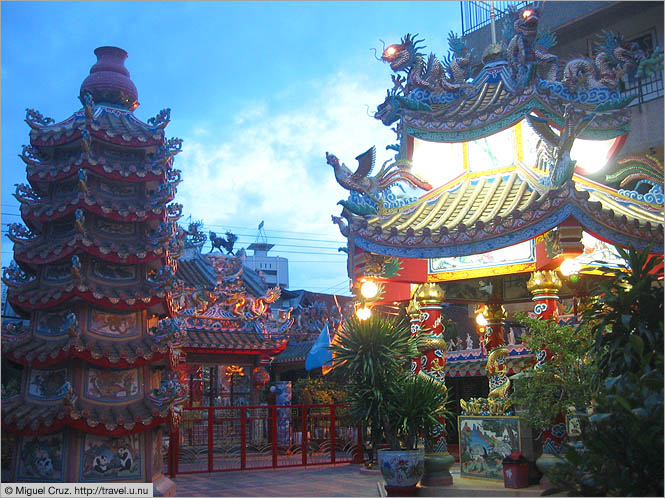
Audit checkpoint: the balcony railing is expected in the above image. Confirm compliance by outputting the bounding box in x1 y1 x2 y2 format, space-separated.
621 64 664 108
460 1 529 36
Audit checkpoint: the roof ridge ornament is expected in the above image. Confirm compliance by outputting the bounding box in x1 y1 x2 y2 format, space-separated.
526 105 596 189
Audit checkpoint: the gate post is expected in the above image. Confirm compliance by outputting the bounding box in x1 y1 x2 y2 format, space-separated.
352 424 365 464
271 405 278 468
240 406 247 470
207 407 214 473
330 405 336 464
301 406 308 466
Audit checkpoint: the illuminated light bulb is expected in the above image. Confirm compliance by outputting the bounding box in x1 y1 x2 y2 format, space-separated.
476 313 488 326
522 9 532 18
360 280 379 299
560 258 582 277
385 47 396 56
356 306 372 320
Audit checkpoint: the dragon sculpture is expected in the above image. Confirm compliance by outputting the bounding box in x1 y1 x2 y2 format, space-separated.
380 32 474 96
221 286 282 318
560 30 646 92
502 4 541 75
326 146 432 214
526 104 596 188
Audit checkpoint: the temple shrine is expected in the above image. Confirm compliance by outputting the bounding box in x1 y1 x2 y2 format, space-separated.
1 47 187 493
327 2 663 467
173 229 293 407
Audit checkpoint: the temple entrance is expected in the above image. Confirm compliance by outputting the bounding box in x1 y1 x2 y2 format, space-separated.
166 404 362 475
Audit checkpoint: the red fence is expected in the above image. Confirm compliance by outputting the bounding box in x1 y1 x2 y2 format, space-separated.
166 404 364 476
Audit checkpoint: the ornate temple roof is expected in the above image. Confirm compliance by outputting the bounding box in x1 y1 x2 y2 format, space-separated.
341 170 663 258
272 340 314 365
2 392 172 436
2 328 171 368
174 245 294 355
175 247 219 289
24 150 176 184
15 180 177 224
329 5 664 259
27 106 166 148
3 258 179 313
9 224 181 266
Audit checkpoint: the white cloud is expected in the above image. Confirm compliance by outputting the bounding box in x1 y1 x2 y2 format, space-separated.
174 71 396 293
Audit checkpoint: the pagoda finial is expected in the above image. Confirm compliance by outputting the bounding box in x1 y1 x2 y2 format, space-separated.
80 46 139 110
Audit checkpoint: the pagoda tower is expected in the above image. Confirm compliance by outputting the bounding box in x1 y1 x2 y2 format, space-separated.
1 47 186 493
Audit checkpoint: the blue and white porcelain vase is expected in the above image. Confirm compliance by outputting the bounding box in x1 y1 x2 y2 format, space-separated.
378 448 425 496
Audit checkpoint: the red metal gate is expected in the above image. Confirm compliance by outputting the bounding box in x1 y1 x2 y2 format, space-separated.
167 404 364 476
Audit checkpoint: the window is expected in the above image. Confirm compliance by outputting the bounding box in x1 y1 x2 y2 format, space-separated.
620 29 664 106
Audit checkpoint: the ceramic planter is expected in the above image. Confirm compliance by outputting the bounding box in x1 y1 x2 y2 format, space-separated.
378 448 425 496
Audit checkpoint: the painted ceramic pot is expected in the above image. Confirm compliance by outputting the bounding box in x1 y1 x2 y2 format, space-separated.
378 448 425 491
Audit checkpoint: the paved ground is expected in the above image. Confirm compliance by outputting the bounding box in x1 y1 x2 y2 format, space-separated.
172 463 545 497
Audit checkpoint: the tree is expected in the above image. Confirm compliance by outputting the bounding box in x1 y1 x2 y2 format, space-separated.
545 246 664 496
510 316 599 431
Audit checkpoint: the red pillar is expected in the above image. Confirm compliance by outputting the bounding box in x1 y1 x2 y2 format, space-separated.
411 284 448 453
527 270 567 484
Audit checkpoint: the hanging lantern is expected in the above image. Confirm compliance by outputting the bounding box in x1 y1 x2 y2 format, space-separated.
253 366 270 388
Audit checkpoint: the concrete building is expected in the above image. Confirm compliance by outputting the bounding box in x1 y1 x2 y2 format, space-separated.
243 242 289 288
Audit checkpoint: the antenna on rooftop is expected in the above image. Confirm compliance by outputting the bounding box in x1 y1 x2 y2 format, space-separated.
256 220 268 244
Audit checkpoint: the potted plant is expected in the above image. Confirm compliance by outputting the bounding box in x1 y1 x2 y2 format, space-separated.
329 315 452 496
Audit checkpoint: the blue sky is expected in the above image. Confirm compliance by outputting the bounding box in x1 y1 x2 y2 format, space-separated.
1 1 462 295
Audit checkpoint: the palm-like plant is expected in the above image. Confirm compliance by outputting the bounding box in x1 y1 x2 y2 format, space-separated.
330 315 416 451
329 315 451 452
398 374 453 451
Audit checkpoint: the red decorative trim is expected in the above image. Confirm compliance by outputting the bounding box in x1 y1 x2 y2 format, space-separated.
14 240 166 266
27 159 167 184
10 288 167 312
4 347 167 368
21 200 165 223
2 414 168 437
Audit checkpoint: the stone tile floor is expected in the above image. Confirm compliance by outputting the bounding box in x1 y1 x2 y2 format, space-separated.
172 463 545 497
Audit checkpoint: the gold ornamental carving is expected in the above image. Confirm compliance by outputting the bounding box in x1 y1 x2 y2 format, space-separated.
483 303 507 324
526 270 562 296
414 283 445 305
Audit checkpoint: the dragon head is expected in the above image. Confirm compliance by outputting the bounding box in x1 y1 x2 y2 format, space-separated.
381 33 424 72
375 90 401 126
596 30 645 65
514 4 540 38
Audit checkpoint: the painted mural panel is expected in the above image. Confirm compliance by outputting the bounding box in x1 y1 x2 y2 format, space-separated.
80 433 142 481
88 309 140 337
94 217 136 237
458 416 521 480
27 368 68 400
35 310 76 337
85 367 141 401
43 262 72 282
17 433 65 482
91 261 137 281
429 240 534 275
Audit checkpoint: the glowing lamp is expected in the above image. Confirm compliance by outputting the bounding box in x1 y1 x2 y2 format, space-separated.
522 9 532 18
360 280 379 299
356 306 372 320
560 258 582 277
385 46 396 56
476 313 488 327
